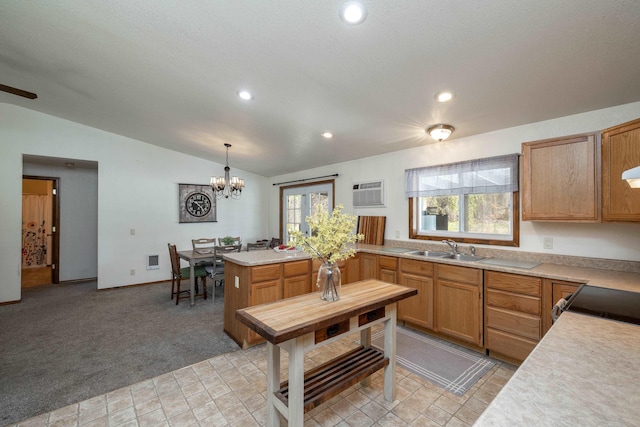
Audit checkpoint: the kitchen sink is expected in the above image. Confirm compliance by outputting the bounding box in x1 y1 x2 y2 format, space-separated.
440 253 485 262
407 250 450 257
407 251 485 262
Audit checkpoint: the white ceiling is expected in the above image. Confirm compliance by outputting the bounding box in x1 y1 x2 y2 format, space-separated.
2 1 640 177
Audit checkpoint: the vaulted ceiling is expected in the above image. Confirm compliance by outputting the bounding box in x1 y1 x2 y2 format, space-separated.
2 1 640 176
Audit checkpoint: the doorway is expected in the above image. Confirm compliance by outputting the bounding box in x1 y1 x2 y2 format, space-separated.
280 180 335 244
21 176 59 287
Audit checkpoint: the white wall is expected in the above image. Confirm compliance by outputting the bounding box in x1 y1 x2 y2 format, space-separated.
0 104 269 303
268 102 640 262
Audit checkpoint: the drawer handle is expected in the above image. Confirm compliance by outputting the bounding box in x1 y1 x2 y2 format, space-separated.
327 324 340 337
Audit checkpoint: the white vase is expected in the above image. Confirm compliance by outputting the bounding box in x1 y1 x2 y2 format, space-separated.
317 262 342 302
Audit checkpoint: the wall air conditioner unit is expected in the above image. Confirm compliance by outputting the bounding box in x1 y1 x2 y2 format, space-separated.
353 180 385 208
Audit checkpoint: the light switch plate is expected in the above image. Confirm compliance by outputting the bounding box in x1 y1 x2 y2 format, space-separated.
543 237 553 250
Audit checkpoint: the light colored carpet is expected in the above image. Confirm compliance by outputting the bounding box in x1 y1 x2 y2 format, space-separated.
371 326 495 396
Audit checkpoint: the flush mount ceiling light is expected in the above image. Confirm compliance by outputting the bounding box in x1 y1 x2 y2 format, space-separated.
237 90 253 100
210 143 245 199
340 1 367 25
622 166 640 188
322 132 334 139
435 91 454 102
426 124 455 142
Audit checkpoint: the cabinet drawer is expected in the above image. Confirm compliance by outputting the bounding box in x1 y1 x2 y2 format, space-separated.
485 271 541 296
250 264 281 282
486 327 538 362
436 264 482 285
486 289 541 315
378 255 398 270
399 258 434 276
283 260 310 277
486 306 541 340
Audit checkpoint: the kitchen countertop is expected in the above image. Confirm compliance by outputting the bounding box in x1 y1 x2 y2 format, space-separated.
224 244 640 293
474 311 640 426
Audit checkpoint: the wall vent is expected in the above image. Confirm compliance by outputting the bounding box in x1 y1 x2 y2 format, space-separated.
146 254 160 270
353 180 385 208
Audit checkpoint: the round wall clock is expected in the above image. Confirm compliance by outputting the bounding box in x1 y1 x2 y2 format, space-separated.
179 183 217 223
185 192 212 217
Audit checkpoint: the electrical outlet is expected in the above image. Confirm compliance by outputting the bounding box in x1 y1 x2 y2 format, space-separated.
395 230 400 238
130 228 135 235
130 269 135 276
234 276 240 288
543 237 553 250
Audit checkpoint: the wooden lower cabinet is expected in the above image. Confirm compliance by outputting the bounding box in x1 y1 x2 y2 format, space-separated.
485 271 542 363
344 254 360 284
542 279 582 333
283 260 311 298
434 264 483 346
225 259 313 348
398 258 434 329
378 255 398 284
360 253 377 280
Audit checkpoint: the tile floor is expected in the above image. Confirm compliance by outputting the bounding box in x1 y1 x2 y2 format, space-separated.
10 331 515 427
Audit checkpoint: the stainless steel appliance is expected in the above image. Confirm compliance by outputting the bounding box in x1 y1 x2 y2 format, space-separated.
553 284 640 325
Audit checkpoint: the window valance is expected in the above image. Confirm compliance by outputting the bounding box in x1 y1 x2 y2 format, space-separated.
405 154 519 198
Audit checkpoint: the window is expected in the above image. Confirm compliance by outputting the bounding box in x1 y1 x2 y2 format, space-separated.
281 181 334 244
405 154 520 246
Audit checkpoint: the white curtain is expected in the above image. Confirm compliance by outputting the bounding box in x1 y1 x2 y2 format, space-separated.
405 154 519 197
22 194 52 267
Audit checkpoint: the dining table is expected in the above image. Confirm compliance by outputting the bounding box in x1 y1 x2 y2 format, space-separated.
177 249 216 306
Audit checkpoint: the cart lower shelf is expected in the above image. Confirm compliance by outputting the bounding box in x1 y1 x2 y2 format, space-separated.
275 345 388 413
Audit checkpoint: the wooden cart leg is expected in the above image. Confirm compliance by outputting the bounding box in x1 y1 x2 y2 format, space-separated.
360 328 372 387
383 303 397 402
287 339 305 426
266 342 281 427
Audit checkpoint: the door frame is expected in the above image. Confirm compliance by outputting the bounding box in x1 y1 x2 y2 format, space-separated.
22 175 60 284
279 179 336 242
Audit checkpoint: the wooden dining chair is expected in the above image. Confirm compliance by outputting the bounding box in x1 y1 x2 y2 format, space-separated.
167 243 208 305
247 242 269 251
211 244 242 287
192 238 217 254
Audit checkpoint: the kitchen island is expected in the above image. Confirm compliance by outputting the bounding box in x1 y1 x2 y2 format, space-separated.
474 311 640 426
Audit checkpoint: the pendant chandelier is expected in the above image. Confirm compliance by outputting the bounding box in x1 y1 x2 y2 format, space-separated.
210 143 245 199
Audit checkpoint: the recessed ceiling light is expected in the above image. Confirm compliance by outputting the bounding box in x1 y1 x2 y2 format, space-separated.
435 91 453 102
340 1 367 25
322 132 334 139
237 90 253 100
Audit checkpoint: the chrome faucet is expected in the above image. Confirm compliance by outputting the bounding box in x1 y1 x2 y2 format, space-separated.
442 239 458 255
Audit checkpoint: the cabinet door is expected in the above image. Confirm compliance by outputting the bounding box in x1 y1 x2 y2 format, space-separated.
360 253 377 280
344 255 360 284
398 273 433 329
378 255 398 284
602 118 640 221
522 133 599 221
284 275 311 299
249 279 281 343
435 279 482 346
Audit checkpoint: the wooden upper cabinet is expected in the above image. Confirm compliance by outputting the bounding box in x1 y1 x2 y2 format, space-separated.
601 117 640 222
521 133 600 221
